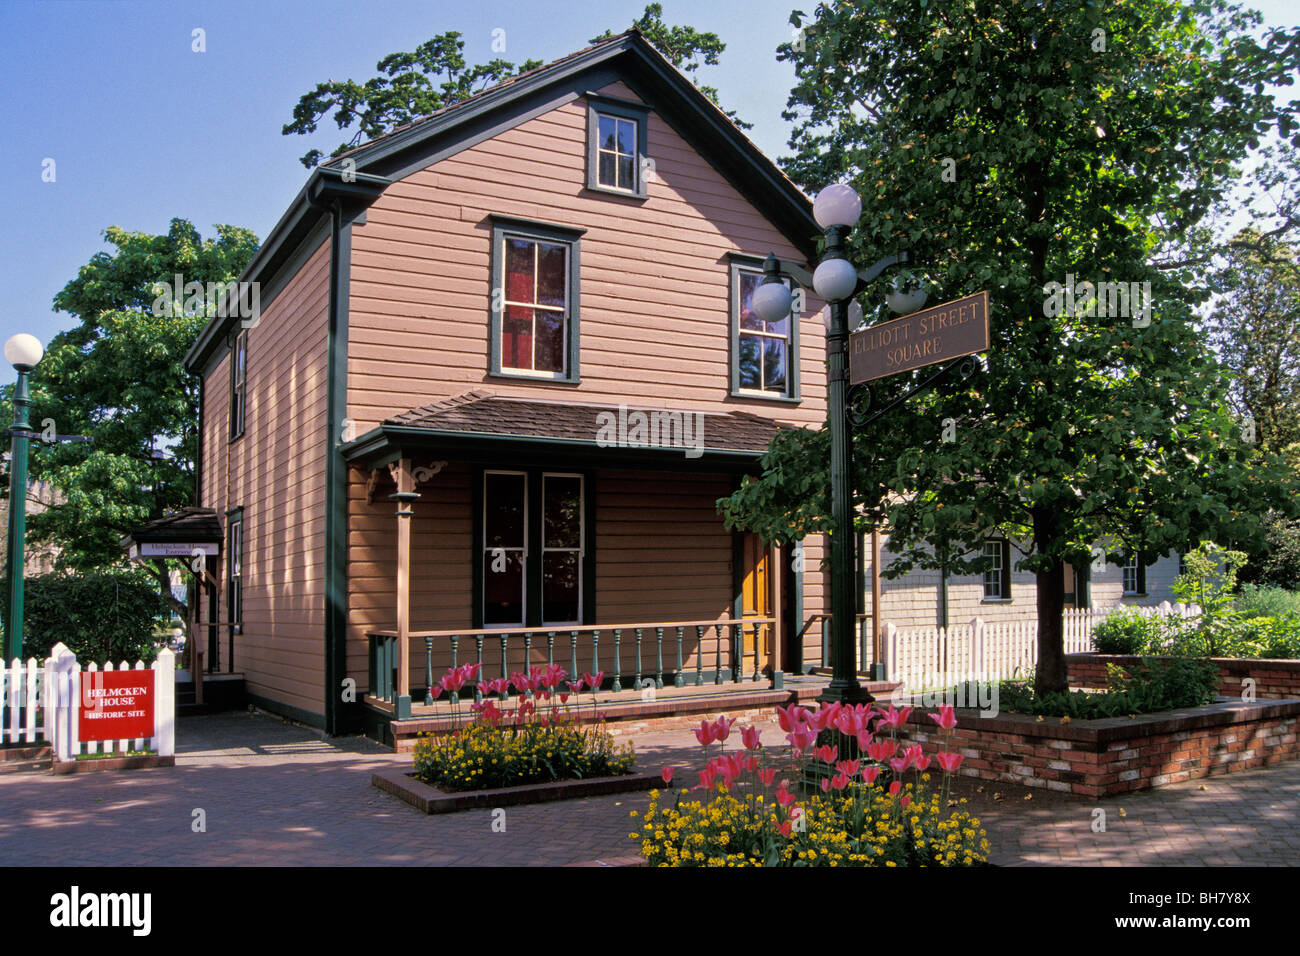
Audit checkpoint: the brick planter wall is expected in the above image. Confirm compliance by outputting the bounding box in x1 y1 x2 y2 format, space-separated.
892 698 1300 798
1066 653 1300 699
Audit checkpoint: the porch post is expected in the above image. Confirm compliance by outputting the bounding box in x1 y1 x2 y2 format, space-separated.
871 528 883 680
769 543 784 689
391 459 418 719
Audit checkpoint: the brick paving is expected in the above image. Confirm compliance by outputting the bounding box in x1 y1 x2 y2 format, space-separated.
0 710 1296 866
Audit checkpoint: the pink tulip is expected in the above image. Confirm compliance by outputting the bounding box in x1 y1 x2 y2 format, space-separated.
429 684 443 699
856 729 874 750
582 671 605 692
776 704 811 733
861 765 881 784
776 819 793 839
814 745 838 764
775 781 796 807
890 756 911 774
566 679 585 694
880 704 913 729
694 720 717 747
661 766 674 785
935 752 965 773
712 716 736 743
698 766 717 791
900 794 912 808
758 767 777 786
830 772 852 791
741 725 762 750
787 729 817 754
904 744 924 763
914 755 931 772
866 740 896 763
929 704 958 730
888 781 901 796
835 759 860 778
465 663 483 682
820 777 831 792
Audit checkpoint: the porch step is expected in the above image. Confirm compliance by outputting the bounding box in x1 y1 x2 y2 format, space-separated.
174 673 247 715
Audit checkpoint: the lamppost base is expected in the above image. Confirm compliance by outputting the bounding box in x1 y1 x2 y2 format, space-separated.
817 680 877 706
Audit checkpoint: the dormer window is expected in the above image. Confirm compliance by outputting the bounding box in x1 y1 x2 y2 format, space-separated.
586 95 650 198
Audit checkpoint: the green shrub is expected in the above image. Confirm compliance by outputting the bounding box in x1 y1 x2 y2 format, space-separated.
0 570 166 665
985 656 1218 719
1092 607 1164 655
1233 584 1300 620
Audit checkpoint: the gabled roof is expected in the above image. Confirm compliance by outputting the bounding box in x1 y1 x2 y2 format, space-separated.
184 29 818 374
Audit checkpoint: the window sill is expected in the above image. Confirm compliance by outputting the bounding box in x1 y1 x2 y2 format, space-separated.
488 371 581 386
730 389 801 405
582 184 647 201
981 598 1013 604
228 430 245 444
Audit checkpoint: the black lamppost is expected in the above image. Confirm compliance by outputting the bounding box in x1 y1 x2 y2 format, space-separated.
4 333 44 661
751 185 913 704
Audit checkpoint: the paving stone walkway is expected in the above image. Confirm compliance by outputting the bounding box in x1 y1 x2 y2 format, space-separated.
0 711 1295 866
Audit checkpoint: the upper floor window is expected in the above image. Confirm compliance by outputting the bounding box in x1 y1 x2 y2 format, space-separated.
730 258 799 400
983 538 1011 600
229 329 247 440
586 96 650 199
489 216 584 383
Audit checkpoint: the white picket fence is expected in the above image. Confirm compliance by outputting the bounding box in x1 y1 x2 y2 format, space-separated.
880 602 1200 692
1 642 175 761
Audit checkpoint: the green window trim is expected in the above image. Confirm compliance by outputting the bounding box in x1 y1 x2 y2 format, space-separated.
229 329 247 441
488 215 584 384
585 94 651 199
728 255 802 402
226 507 244 634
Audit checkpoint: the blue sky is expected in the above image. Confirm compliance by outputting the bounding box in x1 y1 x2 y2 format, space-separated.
1 0 1296 386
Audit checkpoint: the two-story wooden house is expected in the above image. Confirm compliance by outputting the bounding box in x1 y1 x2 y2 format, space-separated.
184 30 838 739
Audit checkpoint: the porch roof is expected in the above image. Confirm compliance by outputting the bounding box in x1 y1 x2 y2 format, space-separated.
120 507 223 547
341 392 795 472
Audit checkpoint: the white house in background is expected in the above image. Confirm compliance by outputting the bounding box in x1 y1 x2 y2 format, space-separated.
859 531 1183 630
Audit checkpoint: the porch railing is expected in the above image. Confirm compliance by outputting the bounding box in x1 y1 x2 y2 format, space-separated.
366 617 777 707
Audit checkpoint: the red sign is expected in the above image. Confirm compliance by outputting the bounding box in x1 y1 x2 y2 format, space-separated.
79 670 155 741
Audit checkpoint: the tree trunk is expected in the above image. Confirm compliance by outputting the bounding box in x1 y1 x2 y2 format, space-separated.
1034 561 1067 694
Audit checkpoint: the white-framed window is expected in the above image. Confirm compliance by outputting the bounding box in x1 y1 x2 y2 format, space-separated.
489 216 583 382
1123 554 1144 595
586 96 649 198
731 260 798 399
230 329 247 440
983 538 1010 600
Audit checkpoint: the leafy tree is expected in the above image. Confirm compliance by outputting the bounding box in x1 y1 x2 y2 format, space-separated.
0 219 259 630
1202 229 1300 456
591 3 750 129
284 6 745 167
0 569 166 665
720 0 1300 693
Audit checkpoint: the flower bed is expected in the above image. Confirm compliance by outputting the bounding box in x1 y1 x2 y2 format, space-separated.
1067 653 1300 700
890 697 1300 797
630 702 990 867
412 664 634 792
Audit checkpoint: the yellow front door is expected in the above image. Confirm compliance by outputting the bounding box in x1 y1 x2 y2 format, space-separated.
741 534 773 673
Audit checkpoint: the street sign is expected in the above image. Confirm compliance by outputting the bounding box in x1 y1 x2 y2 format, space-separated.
849 290 990 384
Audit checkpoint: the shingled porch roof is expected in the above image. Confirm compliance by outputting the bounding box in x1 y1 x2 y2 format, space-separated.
341 392 795 471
